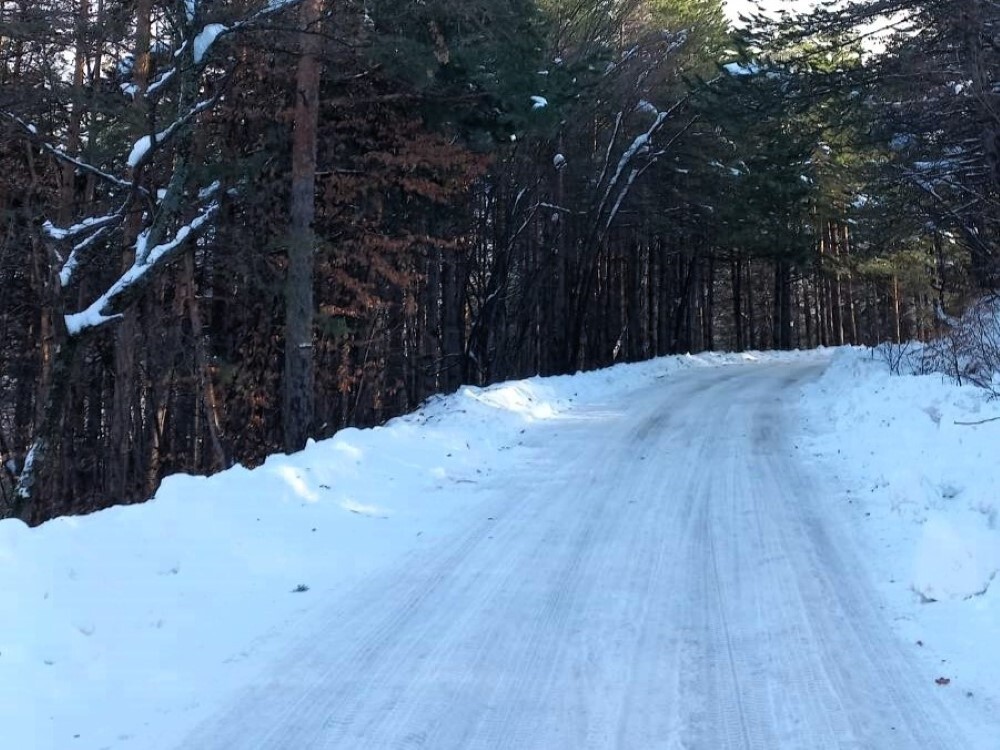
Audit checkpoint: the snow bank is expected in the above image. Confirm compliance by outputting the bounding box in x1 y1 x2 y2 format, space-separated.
0 349 809 750
800 347 1000 724
921 295 1000 394
914 516 999 602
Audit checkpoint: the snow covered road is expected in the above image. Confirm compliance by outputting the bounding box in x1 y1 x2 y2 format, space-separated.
176 360 971 750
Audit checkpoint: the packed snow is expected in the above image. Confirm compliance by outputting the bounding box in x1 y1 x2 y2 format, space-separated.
2 347 998 748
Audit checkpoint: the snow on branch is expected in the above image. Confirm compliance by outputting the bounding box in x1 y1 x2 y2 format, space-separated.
262 0 302 16
47 204 130 288
193 24 228 64
133 0 304 106
7 0 303 182
597 93 692 220
229 0 305 33
43 214 121 242
59 227 116 288
606 168 641 231
65 202 219 336
596 112 624 190
599 111 666 211
127 94 222 169
145 67 177 99
605 115 699 231
18 0 303 333
1 112 134 189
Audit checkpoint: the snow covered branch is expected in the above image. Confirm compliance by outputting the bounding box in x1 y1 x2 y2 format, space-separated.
1 113 134 189
65 201 219 336
596 94 692 225
126 92 224 169
36 0 301 306
46 206 129 288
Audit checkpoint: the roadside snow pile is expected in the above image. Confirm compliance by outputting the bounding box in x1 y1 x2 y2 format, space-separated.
0 349 807 750
920 294 1000 394
914 517 998 602
801 348 1000 715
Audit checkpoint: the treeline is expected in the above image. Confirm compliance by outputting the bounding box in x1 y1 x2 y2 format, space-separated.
0 0 993 522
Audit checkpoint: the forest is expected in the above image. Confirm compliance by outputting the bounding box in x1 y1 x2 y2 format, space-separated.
0 0 996 522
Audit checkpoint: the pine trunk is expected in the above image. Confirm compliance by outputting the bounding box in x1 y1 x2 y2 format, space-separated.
283 0 323 453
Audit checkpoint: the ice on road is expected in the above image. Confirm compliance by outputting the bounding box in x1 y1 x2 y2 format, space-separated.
179 361 968 749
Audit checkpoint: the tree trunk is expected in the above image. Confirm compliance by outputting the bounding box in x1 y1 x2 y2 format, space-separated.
827 221 844 346
841 223 858 344
803 278 813 349
283 0 323 453
781 262 793 349
732 256 743 352
442 251 463 390
11 317 78 520
704 255 715 351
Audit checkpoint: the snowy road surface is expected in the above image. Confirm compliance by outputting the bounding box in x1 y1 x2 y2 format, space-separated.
178 361 970 749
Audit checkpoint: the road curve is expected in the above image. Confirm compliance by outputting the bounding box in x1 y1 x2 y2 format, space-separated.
178 360 970 749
